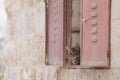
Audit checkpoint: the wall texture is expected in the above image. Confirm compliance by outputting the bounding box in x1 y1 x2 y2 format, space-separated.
1 0 120 80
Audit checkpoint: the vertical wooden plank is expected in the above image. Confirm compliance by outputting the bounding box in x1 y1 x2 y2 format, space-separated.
46 0 65 65
65 0 72 66
81 0 110 67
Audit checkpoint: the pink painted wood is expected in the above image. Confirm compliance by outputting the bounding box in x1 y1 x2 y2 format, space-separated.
81 0 110 67
46 0 65 65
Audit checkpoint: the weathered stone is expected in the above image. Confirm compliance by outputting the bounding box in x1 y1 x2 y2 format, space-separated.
1 0 120 80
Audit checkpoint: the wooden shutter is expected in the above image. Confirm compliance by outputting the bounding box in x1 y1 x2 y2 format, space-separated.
81 0 110 67
46 0 66 65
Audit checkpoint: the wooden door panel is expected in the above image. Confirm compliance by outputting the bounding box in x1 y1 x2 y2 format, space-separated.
46 0 65 65
81 0 110 67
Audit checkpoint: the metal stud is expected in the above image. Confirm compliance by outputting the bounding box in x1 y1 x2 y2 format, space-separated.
92 36 97 42
91 12 97 17
91 3 97 9
92 28 97 34
92 20 97 26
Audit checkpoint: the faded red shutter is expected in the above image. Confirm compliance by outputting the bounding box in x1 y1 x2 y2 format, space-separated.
46 0 66 65
81 0 110 67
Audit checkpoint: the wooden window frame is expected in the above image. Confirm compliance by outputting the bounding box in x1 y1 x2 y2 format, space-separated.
45 0 111 69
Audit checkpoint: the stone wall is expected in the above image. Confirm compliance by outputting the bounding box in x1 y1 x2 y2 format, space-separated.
1 0 120 80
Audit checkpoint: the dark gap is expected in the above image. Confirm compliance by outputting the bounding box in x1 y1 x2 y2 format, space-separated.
71 0 80 65
66 0 80 66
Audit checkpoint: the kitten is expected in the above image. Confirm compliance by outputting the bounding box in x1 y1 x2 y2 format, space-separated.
66 43 80 65
70 44 80 65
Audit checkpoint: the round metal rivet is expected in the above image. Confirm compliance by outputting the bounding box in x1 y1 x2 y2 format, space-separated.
92 29 97 34
92 12 97 17
92 36 97 42
91 3 97 9
92 20 97 26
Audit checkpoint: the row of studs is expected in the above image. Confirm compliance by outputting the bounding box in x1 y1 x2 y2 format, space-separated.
53 0 59 44
91 1 97 42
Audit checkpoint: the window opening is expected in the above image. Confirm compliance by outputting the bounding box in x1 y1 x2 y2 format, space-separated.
66 0 81 66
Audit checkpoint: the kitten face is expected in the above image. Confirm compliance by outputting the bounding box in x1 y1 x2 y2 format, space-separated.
70 45 80 65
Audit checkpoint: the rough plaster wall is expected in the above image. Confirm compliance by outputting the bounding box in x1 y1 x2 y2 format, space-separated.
2 0 120 80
